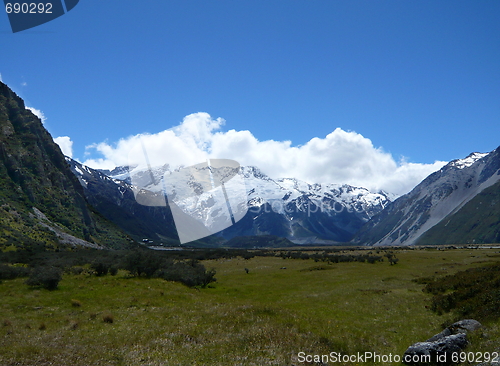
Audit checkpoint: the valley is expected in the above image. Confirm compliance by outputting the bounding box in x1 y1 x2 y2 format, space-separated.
1 246 500 365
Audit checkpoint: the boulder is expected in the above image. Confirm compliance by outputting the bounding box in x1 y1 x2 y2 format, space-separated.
403 319 482 365
448 319 482 334
403 334 467 365
427 319 482 342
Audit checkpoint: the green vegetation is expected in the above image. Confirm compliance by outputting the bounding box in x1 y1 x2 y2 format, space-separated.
0 248 217 288
25 266 62 290
1 247 500 365
417 180 500 245
422 261 500 322
0 82 132 251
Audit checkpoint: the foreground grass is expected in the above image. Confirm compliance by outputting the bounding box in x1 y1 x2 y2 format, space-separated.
1 248 500 365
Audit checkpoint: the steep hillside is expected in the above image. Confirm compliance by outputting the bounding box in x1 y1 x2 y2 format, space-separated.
0 81 129 250
417 179 500 245
67 158 180 244
353 148 500 246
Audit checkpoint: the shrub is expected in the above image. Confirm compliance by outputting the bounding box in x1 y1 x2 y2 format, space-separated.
423 262 500 322
90 260 110 276
123 250 162 277
25 266 62 290
71 299 82 307
109 266 118 276
103 314 114 323
156 259 216 287
0 263 30 280
69 266 84 275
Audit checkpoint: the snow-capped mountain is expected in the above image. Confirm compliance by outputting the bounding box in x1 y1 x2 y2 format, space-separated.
448 152 489 169
70 146 500 247
225 166 391 243
353 148 500 246
100 163 391 243
67 158 179 243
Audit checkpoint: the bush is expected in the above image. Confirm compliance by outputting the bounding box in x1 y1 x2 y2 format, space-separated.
123 250 163 277
103 314 114 323
25 266 62 290
90 260 110 276
156 259 216 287
0 263 30 280
423 262 500 322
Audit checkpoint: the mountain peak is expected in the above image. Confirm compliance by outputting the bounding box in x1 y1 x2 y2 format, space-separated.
448 152 489 169
353 146 500 246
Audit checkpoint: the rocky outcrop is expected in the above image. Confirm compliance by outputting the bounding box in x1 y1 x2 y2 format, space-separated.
0 81 129 249
403 319 482 365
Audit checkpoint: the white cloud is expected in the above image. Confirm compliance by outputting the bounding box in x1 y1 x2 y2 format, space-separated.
26 106 47 124
0 73 2 82
54 136 73 158
83 112 447 196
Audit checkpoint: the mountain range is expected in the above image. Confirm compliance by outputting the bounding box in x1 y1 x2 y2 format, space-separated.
353 149 500 246
96 163 391 244
0 80 499 249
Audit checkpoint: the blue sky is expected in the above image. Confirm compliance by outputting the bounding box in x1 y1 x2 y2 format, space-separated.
1 1 499 194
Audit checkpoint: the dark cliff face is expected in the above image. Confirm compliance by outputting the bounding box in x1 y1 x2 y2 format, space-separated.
0 81 128 249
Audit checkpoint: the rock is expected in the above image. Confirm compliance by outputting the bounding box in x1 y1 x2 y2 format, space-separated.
427 319 482 342
449 319 482 334
403 319 482 365
403 334 467 365
476 359 500 366
426 328 452 342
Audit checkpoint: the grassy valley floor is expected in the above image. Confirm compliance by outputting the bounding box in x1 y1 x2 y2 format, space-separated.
1 247 500 365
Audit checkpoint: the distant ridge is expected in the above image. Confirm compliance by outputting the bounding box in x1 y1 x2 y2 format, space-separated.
98 163 391 244
353 148 500 246
67 157 180 244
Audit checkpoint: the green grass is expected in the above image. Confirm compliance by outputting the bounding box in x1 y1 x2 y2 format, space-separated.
1 248 500 365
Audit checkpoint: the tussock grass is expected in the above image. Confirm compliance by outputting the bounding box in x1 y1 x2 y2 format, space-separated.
71 299 82 307
2 319 12 327
0 248 499 365
102 314 114 324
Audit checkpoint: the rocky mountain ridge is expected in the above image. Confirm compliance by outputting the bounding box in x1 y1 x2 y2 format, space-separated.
353 149 500 246
0 81 129 250
97 163 391 243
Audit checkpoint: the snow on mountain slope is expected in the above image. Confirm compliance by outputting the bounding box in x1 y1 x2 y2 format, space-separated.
241 166 389 218
67 157 179 243
449 152 489 169
100 163 391 243
353 148 499 246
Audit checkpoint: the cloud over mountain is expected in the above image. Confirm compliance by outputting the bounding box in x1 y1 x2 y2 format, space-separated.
54 136 74 158
26 106 46 124
83 112 446 196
